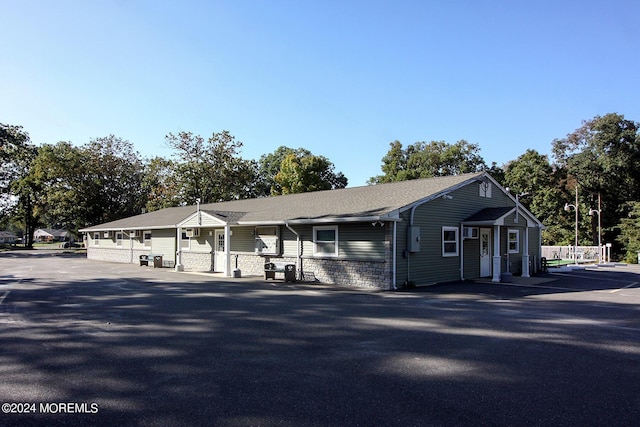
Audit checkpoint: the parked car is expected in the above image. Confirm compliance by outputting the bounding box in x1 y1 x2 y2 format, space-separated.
60 242 82 248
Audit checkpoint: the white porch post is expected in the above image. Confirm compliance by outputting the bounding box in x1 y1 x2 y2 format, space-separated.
492 226 501 282
521 226 530 278
224 225 231 277
175 227 184 271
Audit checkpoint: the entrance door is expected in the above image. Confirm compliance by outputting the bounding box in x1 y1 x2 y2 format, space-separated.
480 228 492 277
214 230 226 272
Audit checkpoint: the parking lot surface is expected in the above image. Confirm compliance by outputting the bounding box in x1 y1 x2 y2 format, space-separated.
1 251 639 426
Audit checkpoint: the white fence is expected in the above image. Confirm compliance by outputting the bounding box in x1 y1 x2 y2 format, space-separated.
542 246 602 261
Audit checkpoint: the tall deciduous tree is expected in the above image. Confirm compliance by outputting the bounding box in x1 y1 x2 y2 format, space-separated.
503 149 569 244
0 123 39 247
369 139 486 184
165 130 258 203
30 141 91 229
271 149 347 195
141 156 181 212
552 113 640 248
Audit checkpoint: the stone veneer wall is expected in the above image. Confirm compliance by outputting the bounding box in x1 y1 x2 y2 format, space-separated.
234 224 395 289
87 247 137 264
87 248 177 267
181 252 212 271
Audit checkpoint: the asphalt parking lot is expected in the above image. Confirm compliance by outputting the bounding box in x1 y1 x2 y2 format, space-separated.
1 251 639 426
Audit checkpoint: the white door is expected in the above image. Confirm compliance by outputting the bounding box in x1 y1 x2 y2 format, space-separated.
480 228 492 277
214 230 226 272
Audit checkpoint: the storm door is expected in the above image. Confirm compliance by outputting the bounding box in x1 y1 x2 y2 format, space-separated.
480 228 492 277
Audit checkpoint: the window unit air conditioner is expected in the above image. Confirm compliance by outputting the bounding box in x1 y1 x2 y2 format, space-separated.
463 227 479 239
185 228 200 238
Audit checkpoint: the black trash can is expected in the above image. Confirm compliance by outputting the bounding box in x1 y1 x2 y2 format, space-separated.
284 264 296 282
153 255 163 268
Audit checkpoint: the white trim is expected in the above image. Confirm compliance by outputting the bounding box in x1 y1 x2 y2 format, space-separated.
177 211 227 227
115 232 124 247
508 229 520 254
313 225 339 257
442 226 459 257
143 230 152 248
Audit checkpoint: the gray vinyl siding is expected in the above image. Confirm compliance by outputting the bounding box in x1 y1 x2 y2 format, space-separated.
398 182 518 285
282 225 310 257
463 237 481 278
338 223 385 260
279 223 384 261
230 227 255 253
152 229 177 264
529 226 542 268
395 217 409 285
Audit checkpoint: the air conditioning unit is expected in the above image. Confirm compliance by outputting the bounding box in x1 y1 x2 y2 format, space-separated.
104 231 111 238
463 227 479 239
185 228 200 238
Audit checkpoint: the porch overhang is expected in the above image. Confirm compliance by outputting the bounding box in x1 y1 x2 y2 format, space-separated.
462 207 515 227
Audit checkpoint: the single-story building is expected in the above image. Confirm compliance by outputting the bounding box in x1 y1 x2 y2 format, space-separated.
0 231 18 244
33 228 70 243
79 172 545 289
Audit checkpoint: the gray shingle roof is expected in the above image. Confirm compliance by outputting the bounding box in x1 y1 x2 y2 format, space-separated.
80 172 485 231
464 207 514 222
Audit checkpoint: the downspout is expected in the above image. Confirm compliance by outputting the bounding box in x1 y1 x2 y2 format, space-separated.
460 224 464 281
407 197 440 283
285 223 301 280
392 221 397 290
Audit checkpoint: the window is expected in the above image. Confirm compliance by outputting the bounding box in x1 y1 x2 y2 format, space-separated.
116 232 123 247
93 232 100 247
442 226 459 257
255 226 280 255
181 231 190 249
508 229 519 253
479 182 492 198
143 231 152 247
313 226 338 257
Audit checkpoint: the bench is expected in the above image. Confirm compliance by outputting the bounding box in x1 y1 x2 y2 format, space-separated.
140 254 163 268
264 262 296 282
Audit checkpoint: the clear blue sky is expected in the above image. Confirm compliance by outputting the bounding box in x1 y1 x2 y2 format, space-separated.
2 0 639 187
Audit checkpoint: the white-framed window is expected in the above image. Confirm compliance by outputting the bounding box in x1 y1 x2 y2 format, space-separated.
442 226 459 257
508 229 519 253
93 232 100 247
313 226 339 257
116 232 124 247
255 226 280 255
143 231 152 247
181 231 190 249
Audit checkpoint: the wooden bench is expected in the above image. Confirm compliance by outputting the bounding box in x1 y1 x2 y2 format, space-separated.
264 262 296 282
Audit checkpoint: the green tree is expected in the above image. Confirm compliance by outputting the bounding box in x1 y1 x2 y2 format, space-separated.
256 146 311 196
617 201 640 263
272 150 348 195
0 123 39 247
166 130 258 203
141 156 181 212
30 141 91 230
503 149 570 244
83 135 147 224
552 113 640 249
369 139 486 184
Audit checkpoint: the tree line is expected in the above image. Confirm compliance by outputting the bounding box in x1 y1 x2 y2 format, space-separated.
2 113 640 261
